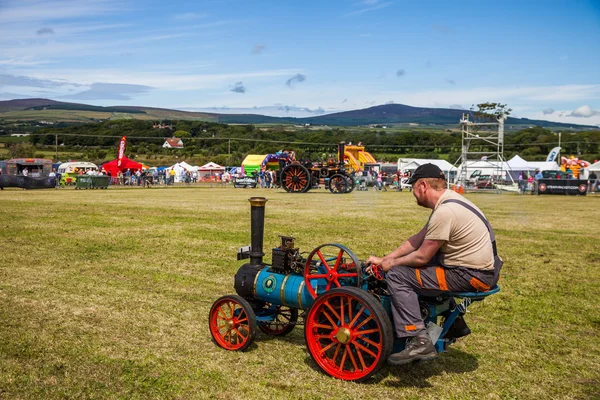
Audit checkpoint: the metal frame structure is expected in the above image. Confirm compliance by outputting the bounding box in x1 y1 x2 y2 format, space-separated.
454 113 508 192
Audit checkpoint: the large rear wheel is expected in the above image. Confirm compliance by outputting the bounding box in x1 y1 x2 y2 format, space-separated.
209 295 257 351
304 287 393 381
281 164 311 193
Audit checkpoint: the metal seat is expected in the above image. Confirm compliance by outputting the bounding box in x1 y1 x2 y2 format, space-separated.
445 285 500 300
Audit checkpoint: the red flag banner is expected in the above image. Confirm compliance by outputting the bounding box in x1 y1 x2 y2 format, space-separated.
117 136 127 167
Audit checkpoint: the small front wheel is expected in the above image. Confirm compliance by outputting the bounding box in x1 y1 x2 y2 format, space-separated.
209 295 257 351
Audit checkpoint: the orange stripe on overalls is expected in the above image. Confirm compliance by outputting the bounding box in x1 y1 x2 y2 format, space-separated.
436 267 448 291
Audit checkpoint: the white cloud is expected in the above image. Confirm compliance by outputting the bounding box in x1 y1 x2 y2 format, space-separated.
15 68 302 92
522 110 600 127
570 105 600 118
172 12 206 20
0 0 122 24
343 1 393 17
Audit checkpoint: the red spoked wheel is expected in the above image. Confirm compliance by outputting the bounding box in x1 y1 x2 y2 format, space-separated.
257 303 299 336
304 244 362 299
305 287 393 381
209 295 256 351
281 164 311 193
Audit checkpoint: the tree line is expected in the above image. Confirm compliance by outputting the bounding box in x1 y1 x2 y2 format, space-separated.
21 119 600 165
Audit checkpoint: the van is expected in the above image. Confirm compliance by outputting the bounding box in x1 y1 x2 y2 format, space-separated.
57 162 99 186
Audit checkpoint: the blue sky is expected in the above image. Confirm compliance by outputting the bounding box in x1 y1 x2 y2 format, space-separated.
1 0 599 124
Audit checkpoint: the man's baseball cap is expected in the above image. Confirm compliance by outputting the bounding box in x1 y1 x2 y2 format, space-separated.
407 163 446 184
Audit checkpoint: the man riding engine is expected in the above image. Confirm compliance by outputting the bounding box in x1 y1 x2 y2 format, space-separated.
367 163 502 365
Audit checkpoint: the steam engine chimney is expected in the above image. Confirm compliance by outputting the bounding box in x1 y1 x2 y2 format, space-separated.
248 197 267 267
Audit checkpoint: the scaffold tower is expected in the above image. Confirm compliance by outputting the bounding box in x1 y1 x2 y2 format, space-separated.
455 113 508 192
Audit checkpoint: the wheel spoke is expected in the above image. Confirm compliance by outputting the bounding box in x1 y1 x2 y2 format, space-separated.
309 273 329 280
356 328 380 336
323 300 341 321
354 315 373 330
353 341 378 358
313 323 335 330
352 343 368 371
319 341 337 354
347 344 360 372
347 298 353 324
339 296 345 323
233 327 247 341
337 273 357 278
320 309 338 328
357 336 380 348
333 249 344 271
339 346 348 372
216 322 227 330
348 306 365 327
317 250 332 271
332 343 341 362
218 308 229 320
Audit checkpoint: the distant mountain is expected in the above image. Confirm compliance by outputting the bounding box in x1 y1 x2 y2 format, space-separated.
0 98 596 129
0 98 67 112
218 104 597 129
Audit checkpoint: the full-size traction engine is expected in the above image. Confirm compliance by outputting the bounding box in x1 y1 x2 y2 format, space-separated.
208 197 499 381
279 141 355 194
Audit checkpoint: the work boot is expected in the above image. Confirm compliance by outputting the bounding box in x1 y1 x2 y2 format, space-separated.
388 333 437 365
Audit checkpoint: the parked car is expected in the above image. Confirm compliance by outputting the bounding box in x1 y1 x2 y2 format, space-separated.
542 170 564 179
474 174 494 189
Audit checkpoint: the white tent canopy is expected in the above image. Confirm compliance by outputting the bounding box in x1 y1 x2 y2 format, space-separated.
397 158 457 175
586 160 600 172
455 160 511 182
198 162 225 171
166 161 198 182
507 155 536 171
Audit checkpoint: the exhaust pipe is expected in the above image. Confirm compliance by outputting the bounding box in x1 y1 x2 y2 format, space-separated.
248 197 267 267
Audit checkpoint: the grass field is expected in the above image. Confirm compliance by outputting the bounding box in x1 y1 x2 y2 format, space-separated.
0 187 599 399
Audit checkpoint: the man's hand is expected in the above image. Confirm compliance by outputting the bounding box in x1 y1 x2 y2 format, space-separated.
366 255 383 266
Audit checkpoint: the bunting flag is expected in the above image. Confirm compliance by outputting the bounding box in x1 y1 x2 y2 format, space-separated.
117 136 127 167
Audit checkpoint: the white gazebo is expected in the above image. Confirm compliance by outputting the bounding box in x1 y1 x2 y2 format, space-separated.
198 162 225 179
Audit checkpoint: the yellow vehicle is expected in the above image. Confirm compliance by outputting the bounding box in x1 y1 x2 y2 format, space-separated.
57 162 99 186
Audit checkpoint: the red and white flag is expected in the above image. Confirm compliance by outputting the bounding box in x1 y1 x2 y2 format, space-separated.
117 136 126 167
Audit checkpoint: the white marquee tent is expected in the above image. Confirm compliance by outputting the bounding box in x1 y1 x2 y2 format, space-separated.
397 158 458 180
585 160 600 172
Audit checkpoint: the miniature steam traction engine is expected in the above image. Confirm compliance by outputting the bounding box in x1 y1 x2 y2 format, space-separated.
209 197 499 381
279 141 355 194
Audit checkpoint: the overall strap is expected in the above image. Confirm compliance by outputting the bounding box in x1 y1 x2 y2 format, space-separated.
442 199 497 257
